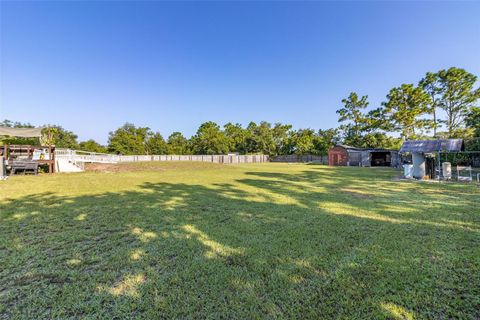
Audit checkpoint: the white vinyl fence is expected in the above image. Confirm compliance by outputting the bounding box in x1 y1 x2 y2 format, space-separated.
55 149 268 165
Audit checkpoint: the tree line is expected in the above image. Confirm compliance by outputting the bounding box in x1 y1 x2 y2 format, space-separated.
1 67 479 156
337 67 480 149
0 119 339 156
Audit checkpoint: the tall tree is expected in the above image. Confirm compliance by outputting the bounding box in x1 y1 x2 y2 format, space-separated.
48 125 79 149
224 122 248 154
272 123 293 156
146 132 168 155
419 72 442 137
382 84 431 140
245 121 276 155
290 129 316 155
434 67 480 136
1 119 34 128
191 121 229 155
337 92 369 141
363 107 393 134
313 129 339 154
420 68 480 137
166 132 190 155
108 123 150 155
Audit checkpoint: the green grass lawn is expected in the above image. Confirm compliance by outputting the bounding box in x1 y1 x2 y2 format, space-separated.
1 162 479 319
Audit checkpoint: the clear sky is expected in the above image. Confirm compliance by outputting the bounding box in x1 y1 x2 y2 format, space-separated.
1 1 479 144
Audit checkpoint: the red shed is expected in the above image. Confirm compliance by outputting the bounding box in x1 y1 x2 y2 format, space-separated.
328 145 349 166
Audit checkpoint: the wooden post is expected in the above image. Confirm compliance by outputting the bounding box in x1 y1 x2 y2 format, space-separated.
47 129 55 173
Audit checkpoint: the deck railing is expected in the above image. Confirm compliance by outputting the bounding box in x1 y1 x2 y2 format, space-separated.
55 149 119 163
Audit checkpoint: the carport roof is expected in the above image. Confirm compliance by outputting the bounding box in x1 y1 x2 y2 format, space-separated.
399 139 464 153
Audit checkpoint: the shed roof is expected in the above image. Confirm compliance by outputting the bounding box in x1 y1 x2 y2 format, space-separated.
332 144 398 152
399 139 464 153
335 144 363 151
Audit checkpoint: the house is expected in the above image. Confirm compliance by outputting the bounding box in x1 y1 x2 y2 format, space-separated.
328 145 400 167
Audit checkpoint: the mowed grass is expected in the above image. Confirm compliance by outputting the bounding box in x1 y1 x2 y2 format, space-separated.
1 162 479 319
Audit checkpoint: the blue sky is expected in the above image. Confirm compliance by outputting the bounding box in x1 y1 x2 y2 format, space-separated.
1 1 479 144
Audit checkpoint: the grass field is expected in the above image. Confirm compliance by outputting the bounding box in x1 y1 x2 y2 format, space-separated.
1 162 479 319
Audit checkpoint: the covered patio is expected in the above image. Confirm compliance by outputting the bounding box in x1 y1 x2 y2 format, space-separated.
0 126 55 175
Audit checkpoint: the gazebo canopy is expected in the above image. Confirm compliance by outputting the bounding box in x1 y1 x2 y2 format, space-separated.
0 126 43 138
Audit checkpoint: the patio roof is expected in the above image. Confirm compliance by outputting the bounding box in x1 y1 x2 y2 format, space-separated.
399 139 464 153
0 126 43 138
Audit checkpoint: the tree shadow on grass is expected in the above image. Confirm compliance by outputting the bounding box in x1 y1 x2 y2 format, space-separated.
241 167 480 231
0 169 479 319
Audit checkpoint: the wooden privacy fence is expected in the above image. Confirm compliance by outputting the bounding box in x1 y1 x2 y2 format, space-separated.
271 154 328 164
55 149 269 164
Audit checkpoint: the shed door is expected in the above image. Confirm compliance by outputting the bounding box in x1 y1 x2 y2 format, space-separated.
333 154 338 166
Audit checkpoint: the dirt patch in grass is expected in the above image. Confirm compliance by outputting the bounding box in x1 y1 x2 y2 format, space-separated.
85 163 127 173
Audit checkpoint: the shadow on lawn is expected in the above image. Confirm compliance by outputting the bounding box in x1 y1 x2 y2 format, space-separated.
1 167 479 318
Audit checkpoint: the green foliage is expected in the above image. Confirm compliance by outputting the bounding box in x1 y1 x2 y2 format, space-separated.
0 119 34 128
420 68 480 136
191 121 229 155
166 132 191 155
339 67 479 146
146 132 168 155
337 92 370 141
313 129 339 154
245 122 277 156
464 137 480 152
363 107 392 133
466 106 480 137
286 129 315 155
223 122 293 156
271 123 293 156
382 84 432 140
224 123 248 154
47 125 79 149
337 92 369 136
336 93 397 149
462 107 480 151
281 128 339 155
108 123 150 155
355 132 402 150
419 71 442 136
78 140 108 153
